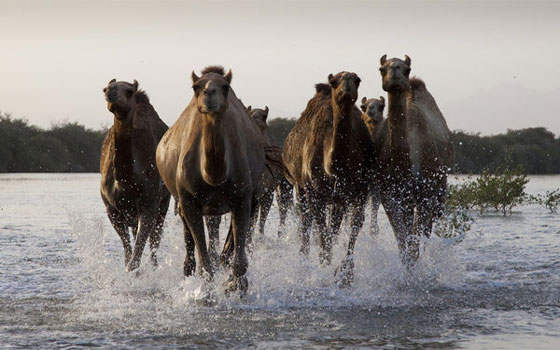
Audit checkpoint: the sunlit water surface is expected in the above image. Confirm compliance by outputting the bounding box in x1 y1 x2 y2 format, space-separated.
1 174 559 349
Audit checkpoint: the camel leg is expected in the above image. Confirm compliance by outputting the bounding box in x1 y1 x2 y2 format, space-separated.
258 190 274 236
276 178 293 238
106 206 132 267
335 196 367 287
205 215 221 267
245 195 259 252
220 223 234 268
370 188 381 236
181 215 196 276
127 206 159 272
296 187 312 256
224 194 251 295
179 194 213 279
314 201 331 266
381 192 415 264
148 214 164 267
320 202 344 265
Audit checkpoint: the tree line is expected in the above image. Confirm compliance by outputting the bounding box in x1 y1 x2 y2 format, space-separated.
1 112 559 174
0 113 106 172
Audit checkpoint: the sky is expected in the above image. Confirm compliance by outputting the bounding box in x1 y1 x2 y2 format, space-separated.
1 0 559 135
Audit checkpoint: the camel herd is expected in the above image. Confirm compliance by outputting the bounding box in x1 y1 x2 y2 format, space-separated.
100 55 453 295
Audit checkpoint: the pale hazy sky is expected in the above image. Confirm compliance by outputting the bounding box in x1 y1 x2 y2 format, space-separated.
1 0 559 135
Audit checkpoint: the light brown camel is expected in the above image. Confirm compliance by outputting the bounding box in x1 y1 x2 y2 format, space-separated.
377 55 454 264
156 66 265 294
360 96 386 236
100 79 171 271
282 72 375 286
247 105 293 238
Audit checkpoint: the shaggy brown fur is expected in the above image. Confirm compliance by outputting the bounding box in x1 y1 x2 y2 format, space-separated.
283 72 375 287
378 55 454 264
156 66 265 295
100 79 170 271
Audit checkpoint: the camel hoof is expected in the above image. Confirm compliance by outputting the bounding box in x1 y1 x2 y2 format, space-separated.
220 251 233 269
334 255 355 288
126 259 140 273
232 253 248 278
299 243 310 257
319 250 332 266
370 223 380 236
184 260 196 277
224 275 249 298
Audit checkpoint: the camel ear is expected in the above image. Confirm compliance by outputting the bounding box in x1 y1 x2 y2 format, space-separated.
132 80 138 91
404 55 411 66
264 106 269 119
380 96 385 104
328 73 337 88
380 54 387 65
109 78 116 85
361 97 367 104
224 69 233 84
247 105 252 112
191 71 200 83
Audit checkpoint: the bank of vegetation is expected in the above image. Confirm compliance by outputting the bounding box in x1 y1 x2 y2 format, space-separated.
0 113 106 172
1 112 560 175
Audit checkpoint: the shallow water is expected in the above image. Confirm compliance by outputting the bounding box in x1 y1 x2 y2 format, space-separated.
1 173 559 349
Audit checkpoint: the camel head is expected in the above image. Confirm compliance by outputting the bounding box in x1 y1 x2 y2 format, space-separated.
191 66 232 115
248 106 269 132
328 71 361 107
103 79 139 118
379 54 411 92
360 96 385 124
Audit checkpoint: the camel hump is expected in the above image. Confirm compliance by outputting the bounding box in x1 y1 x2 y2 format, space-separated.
201 65 226 76
314 83 332 96
409 77 426 91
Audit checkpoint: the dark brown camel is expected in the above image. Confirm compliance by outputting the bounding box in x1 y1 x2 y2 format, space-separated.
282 72 375 286
156 66 265 294
247 105 293 239
377 55 454 264
360 96 386 236
100 79 171 271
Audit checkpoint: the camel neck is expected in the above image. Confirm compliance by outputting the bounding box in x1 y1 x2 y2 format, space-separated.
326 100 353 176
200 113 229 186
387 90 408 142
112 113 135 183
386 89 412 173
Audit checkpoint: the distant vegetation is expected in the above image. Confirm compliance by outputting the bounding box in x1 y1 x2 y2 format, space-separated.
0 112 106 172
1 112 560 174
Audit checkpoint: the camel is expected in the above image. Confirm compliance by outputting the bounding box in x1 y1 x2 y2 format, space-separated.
282 72 375 286
377 55 454 264
247 105 293 239
360 96 386 236
100 79 171 272
156 66 265 294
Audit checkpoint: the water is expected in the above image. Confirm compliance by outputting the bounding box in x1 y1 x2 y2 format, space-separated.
1 174 559 349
